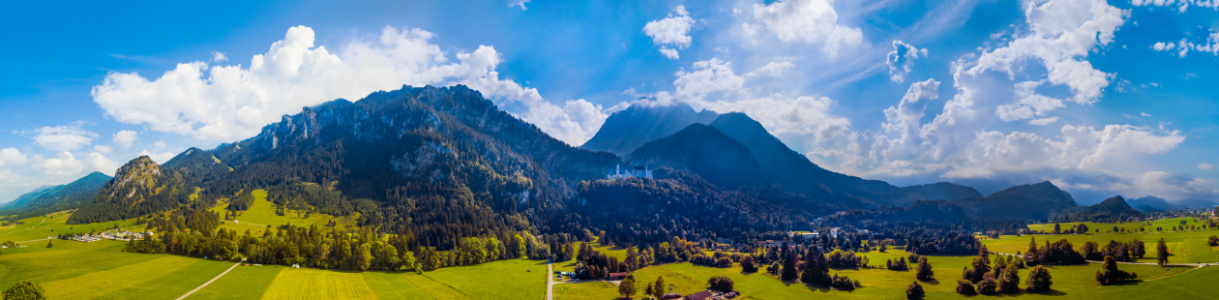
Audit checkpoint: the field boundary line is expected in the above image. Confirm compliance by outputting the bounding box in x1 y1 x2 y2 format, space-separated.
176 261 243 300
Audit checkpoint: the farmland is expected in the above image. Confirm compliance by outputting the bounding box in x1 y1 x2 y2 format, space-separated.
555 248 1202 300
0 217 546 300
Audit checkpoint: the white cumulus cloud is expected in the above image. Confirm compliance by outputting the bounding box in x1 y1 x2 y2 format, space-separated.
113 130 138 149
644 6 695 60
1200 163 1215 171
507 0 530 11
33 126 96 151
92 25 607 146
0 148 28 166
886 41 927 83
752 0 863 56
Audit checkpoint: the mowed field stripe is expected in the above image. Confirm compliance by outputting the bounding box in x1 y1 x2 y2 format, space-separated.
41 255 199 299
362 272 436 300
402 274 471 300
259 268 377 300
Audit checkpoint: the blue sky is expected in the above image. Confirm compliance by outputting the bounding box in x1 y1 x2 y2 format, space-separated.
0 0 1216 204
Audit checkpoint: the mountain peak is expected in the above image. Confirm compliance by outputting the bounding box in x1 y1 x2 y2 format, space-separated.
581 102 719 155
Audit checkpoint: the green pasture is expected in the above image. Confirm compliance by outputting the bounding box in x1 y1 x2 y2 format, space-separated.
982 230 1219 264
0 239 236 300
556 249 1201 300
0 210 138 245
212 189 359 235
1026 217 1213 234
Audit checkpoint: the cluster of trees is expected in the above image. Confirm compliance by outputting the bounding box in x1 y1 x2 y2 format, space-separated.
1095 256 1138 285
573 175 809 245
1080 240 1145 262
689 253 733 268
885 257 909 271
959 246 1024 295
1024 237 1086 266
795 247 860 290
122 209 553 272
572 242 656 280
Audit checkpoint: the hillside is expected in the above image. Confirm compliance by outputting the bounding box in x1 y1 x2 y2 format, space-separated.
70 85 633 248
581 103 718 156
0 172 112 219
952 181 1079 221
627 124 763 188
707 112 980 207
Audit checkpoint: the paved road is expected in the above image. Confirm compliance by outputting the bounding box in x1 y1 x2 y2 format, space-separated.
546 262 553 300
176 261 244 300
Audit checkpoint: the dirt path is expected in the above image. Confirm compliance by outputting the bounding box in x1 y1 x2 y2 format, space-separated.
176 261 244 300
546 262 553 300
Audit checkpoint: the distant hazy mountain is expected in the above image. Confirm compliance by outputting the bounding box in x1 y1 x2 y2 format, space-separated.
1066 196 1145 222
581 103 719 156
1127 196 1185 213
952 181 1079 220
1 171 112 218
893 182 985 204
1172 198 1218 209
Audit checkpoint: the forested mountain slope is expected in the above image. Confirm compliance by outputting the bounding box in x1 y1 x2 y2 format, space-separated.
0 172 111 220
952 181 1080 221
70 85 629 248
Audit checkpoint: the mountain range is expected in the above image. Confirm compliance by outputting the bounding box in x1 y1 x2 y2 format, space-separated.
3 85 1209 243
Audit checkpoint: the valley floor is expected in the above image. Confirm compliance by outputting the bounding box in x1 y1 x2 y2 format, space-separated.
5 214 1219 299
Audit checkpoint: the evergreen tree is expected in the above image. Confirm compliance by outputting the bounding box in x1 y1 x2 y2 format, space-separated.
780 250 799 281
1156 238 1168 266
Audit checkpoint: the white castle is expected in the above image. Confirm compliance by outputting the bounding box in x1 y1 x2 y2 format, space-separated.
608 160 653 180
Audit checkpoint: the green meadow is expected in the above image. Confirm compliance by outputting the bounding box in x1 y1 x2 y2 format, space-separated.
1025 217 1212 234
211 189 359 236
0 215 547 300
982 230 1219 264
555 249 1202 300
0 210 138 244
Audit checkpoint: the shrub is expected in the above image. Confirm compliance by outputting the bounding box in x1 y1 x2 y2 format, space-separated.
1026 265 1052 293
740 255 758 273
956 280 976 295
830 274 856 291
3 281 46 300
707 276 733 292
915 256 934 281
977 273 998 295
906 281 925 300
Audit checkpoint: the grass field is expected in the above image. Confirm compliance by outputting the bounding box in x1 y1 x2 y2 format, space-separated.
555 249 1199 300
0 210 138 245
0 239 237 300
982 230 1219 264
554 242 631 272
1026 217 1212 234
212 189 359 235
